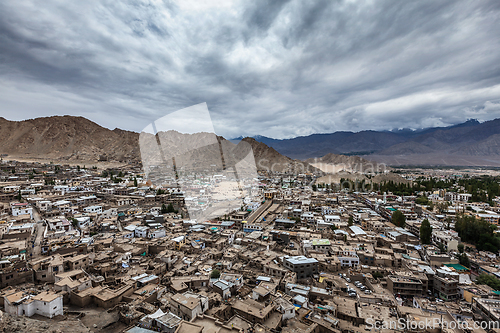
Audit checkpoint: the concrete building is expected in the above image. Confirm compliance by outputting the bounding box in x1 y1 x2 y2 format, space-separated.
168 292 208 321
11 203 33 218
283 256 318 279
433 276 459 301
386 275 424 297
4 290 63 318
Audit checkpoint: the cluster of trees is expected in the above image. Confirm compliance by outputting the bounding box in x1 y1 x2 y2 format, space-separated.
375 176 500 206
391 210 406 227
415 196 429 205
210 269 221 279
458 176 500 205
161 203 178 214
476 273 500 290
376 181 415 196
455 214 500 252
457 243 470 267
414 177 454 191
419 219 432 244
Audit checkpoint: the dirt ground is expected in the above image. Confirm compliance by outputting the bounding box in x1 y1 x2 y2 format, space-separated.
0 305 128 333
68 305 128 333
2 155 130 170
0 310 90 333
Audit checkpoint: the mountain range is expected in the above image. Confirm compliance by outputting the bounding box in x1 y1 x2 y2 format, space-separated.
0 116 321 172
1 115 500 167
241 119 500 166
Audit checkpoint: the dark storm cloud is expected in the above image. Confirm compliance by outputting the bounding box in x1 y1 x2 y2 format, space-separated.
0 0 500 138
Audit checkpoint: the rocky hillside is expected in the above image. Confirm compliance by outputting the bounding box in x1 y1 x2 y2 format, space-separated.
241 137 321 173
0 116 321 173
0 116 139 162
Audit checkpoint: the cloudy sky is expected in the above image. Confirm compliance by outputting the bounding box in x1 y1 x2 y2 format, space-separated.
1 0 500 139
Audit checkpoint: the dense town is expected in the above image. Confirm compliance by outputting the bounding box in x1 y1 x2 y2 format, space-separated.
2 159 500 333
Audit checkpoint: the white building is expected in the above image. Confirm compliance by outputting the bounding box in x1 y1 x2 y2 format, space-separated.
83 205 102 215
4 290 63 319
52 200 72 214
101 208 118 219
135 226 149 238
445 192 472 203
322 206 335 215
36 200 53 212
74 216 91 228
148 227 166 239
11 203 33 218
301 212 315 223
337 254 360 268
324 215 341 225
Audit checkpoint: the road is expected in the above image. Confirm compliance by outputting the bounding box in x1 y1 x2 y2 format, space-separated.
30 207 45 258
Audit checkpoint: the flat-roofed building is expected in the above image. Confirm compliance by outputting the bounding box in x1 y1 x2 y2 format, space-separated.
387 275 424 297
4 290 63 319
283 255 318 279
433 275 459 301
168 292 208 321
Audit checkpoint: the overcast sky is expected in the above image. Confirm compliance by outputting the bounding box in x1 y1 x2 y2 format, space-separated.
1 0 500 139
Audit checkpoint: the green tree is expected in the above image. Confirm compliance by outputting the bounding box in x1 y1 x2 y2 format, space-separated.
458 253 470 268
392 210 406 228
167 203 175 213
71 218 79 229
348 216 354 227
455 214 500 252
415 196 429 205
161 204 167 214
436 201 449 214
476 273 500 290
134 177 138 187
312 184 317 191
210 269 221 279
457 243 465 253
419 219 432 244
372 271 384 279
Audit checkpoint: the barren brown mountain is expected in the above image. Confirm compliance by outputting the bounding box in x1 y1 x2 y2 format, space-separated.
0 116 321 173
0 116 139 162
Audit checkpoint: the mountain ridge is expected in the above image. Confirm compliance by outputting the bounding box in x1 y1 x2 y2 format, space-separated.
0 116 322 172
2 115 500 167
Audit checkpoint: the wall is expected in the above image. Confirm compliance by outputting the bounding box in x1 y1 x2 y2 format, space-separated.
35 297 63 318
